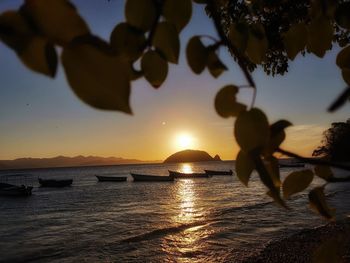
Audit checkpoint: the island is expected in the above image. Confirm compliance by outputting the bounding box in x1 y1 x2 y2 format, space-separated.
163 149 222 163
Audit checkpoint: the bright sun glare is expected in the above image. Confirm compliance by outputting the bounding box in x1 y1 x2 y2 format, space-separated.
175 133 195 150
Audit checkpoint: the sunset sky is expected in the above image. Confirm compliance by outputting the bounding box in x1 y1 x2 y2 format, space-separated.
0 0 349 161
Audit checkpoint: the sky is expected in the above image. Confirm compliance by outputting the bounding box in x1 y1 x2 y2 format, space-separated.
0 0 349 161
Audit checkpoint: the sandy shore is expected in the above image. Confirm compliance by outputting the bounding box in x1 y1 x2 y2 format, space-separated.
242 219 350 263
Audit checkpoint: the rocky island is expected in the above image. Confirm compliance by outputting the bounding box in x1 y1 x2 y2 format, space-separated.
163 149 221 163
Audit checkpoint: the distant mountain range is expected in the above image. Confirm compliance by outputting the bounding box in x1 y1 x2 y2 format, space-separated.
0 156 157 170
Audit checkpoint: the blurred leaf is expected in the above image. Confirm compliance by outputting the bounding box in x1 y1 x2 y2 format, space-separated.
110 23 146 61
228 22 248 52
186 36 208 74
282 169 314 199
336 45 350 68
141 50 168 88
163 0 192 32
152 22 180 64
314 165 334 181
125 0 156 32
215 85 247 118
328 87 350 112
268 120 292 152
0 11 57 77
265 156 281 188
207 51 227 78
335 2 350 30
236 150 255 186
245 24 268 64
308 186 335 219
307 16 333 58
61 36 131 113
342 68 350 85
128 63 143 80
20 37 57 77
21 0 90 45
283 23 307 60
234 108 270 152
193 0 207 3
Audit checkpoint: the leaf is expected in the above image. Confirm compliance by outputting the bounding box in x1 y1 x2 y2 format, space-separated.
282 169 314 199
207 51 227 78
186 36 208 74
307 16 333 58
163 0 192 32
268 120 292 152
228 22 249 52
141 50 168 88
61 36 131 113
125 0 157 32
245 24 268 64
19 37 57 77
193 0 207 3
328 87 350 112
20 0 90 45
0 11 57 77
153 22 180 64
308 186 335 219
335 2 350 30
283 23 307 60
215 85 247 118
265 156 281 188
342 68 350 85
235 150 255 186
234 108 270 152
336 46 350 68
110 23 146 61
314 165 334 182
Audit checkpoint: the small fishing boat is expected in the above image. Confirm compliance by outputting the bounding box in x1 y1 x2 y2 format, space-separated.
96 175 127 182
38 178 73 187
204 169 233 176
0 183 33 197
168 170 211 178
131 173 174 182
279 163 305 168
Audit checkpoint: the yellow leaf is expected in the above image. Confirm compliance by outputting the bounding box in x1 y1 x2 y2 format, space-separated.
21 0 90 45
125 0 156 32
235 150 255 186
61 36 131 113
141 50 168 88
308 186 335 219
163 0 192 32
234 108 270 152
214 85 247 118
228 22 248 52
110 23 146 61
283 23 307 60
207 51 227 78
245 24 268 64
153 22 180 64
282 169 314 199
307 16 333 58
186 36 208 74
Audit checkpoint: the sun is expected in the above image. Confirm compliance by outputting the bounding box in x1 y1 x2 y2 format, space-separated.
175 133 195 150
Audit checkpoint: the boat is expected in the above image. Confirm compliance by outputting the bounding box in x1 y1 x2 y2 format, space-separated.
96 175 127 182
279 163 305 168
0 183 33 197
38 178 73 187
131 173 174 182
204 169 233 176
168 170 211 178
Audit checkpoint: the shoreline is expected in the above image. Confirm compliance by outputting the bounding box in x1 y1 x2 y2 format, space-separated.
241 219 350 263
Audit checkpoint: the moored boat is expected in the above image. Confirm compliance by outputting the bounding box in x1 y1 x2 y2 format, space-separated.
96 175 127 182
204 169 233 176
38 178 73 187
0 183 33 197
168 170 210 178
131 173 174 182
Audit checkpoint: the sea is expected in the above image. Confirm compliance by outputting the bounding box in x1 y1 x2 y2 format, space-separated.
0 161 350 263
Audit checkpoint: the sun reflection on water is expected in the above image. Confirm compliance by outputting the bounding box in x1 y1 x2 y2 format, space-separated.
180 163 193 174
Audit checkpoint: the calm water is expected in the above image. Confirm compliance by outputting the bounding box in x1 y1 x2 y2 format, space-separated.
1 161 350 262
